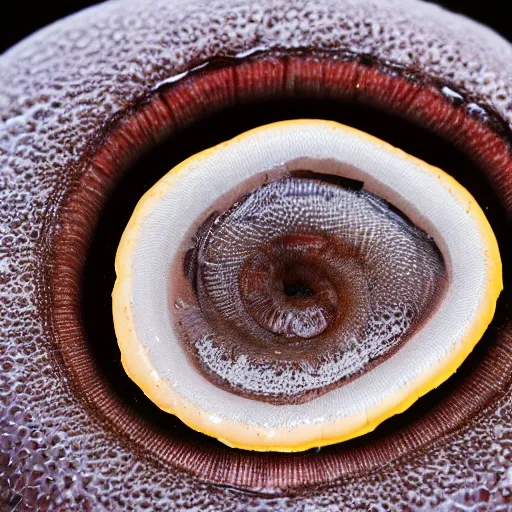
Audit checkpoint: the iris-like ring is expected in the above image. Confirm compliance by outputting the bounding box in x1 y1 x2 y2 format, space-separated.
113 119 501 451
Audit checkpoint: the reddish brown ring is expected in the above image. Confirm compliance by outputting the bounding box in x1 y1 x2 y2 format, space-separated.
50 52 512 490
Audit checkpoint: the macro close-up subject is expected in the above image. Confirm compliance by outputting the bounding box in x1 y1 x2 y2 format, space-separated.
1 0 511 510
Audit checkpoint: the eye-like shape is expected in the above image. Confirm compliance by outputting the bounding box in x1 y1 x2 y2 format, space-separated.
113 119 501 451
2 0 512 509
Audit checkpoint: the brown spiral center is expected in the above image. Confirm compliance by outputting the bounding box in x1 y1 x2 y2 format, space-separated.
172 175 446 405
240 234 339 338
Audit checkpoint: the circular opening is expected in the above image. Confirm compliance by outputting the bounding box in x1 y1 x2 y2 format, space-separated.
282 280 314 298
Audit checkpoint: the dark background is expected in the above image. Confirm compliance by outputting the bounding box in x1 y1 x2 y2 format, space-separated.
1 1 510 54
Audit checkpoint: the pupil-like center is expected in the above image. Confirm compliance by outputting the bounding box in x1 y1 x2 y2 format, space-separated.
281 279 314 297
239 238 340 339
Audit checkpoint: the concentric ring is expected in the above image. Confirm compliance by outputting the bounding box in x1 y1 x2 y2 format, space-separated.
51 53 512 486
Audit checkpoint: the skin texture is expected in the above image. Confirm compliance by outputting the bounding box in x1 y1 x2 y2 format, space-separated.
1 0 511 509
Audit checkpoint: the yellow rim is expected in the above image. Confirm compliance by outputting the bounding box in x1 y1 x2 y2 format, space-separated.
112 119 502 452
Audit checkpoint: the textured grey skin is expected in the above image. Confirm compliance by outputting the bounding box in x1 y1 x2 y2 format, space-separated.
0 0 511 509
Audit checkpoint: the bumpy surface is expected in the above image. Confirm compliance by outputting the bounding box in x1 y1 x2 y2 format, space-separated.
1 0 511 509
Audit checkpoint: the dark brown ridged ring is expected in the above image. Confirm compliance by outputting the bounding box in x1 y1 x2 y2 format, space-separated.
52 53 512 489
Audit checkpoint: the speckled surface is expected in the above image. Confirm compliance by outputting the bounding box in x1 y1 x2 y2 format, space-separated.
1 0 511 509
